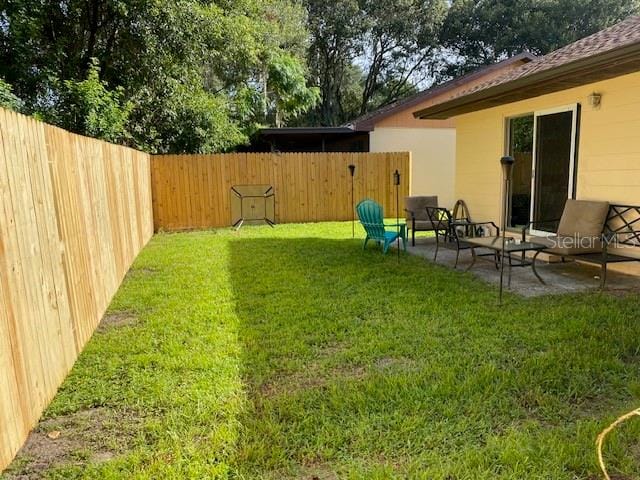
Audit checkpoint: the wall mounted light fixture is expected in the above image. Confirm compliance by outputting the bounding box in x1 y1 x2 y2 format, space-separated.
588 92 602 108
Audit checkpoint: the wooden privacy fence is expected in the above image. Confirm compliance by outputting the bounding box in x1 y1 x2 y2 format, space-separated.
151 152 411 230
0 112 409 471
0 108 153 470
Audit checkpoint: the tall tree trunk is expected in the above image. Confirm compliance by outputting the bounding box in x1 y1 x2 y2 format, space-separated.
261 67 269 121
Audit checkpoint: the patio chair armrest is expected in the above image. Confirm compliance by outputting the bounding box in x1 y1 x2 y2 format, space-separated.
404 208 416 222
455 220 499 234
474 221 500 236
451 220 499 237
384 223 407 239
403 209 416 228
466 220 499 228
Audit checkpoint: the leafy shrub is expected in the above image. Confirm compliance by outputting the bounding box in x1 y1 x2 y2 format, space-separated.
0 78 24 112
57 59 132 143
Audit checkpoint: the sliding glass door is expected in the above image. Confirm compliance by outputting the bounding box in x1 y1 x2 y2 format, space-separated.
507 105 579 233
531 106 578 232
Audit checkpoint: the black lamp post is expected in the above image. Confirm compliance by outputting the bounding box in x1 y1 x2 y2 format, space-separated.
393 169 401 261
499 156 515 305
348 164 356 238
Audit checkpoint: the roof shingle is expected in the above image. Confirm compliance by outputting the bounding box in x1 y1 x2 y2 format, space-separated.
459 15 640 98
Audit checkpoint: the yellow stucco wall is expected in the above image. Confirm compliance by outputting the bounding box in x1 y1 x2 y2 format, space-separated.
369 127 456 207
455 70 640 224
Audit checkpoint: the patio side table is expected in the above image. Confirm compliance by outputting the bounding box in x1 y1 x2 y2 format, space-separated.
464 236 548 286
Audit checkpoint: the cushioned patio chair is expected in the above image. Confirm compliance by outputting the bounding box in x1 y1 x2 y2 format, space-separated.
524 199 610 255
523 199 614 285
404 196 438 246
357 199 407 254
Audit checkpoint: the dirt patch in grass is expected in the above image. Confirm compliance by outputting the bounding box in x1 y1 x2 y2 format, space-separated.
373 356 418 372
279 461 338 480
262 462 338 480
97 312 138 332
260 364 366 397
330 364 367 379
297 463 339 480
259 342 371 397
260 373 326 397
314 342 348 358
259 352 420 398
259 347 423 398
3 408 141 478
125 267 159 278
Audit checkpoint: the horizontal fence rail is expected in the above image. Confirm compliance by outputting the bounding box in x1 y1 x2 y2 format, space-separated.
0 108 153 470
151 152 411 230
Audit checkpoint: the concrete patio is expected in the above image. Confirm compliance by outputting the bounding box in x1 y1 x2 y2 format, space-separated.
406 237 640 297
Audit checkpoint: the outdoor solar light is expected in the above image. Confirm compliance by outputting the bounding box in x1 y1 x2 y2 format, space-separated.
501 155 514 181
394 169 401 261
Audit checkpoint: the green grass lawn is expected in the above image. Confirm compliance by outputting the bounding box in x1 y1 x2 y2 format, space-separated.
4 222 640 479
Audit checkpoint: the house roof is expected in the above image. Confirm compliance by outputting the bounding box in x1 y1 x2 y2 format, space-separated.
414 15 640 120
346 52 536 130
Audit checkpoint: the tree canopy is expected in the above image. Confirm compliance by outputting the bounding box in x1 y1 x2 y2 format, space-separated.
1 0 638 150
438 0 640 78
0 0 317 152
300 0 639 126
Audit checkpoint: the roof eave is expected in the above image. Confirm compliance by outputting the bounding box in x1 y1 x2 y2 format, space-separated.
413 42 640 120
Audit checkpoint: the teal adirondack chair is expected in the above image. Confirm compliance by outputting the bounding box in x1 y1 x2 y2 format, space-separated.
356 199 406 254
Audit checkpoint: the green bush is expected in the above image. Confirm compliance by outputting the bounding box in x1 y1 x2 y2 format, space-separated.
56 59 132 143
0 78 24 112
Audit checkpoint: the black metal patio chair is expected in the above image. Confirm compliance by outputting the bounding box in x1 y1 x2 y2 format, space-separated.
426 206 500 269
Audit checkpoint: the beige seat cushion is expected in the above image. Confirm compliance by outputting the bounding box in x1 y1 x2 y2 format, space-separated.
529 235 603 255
557 199 609 237
405 196 438 222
